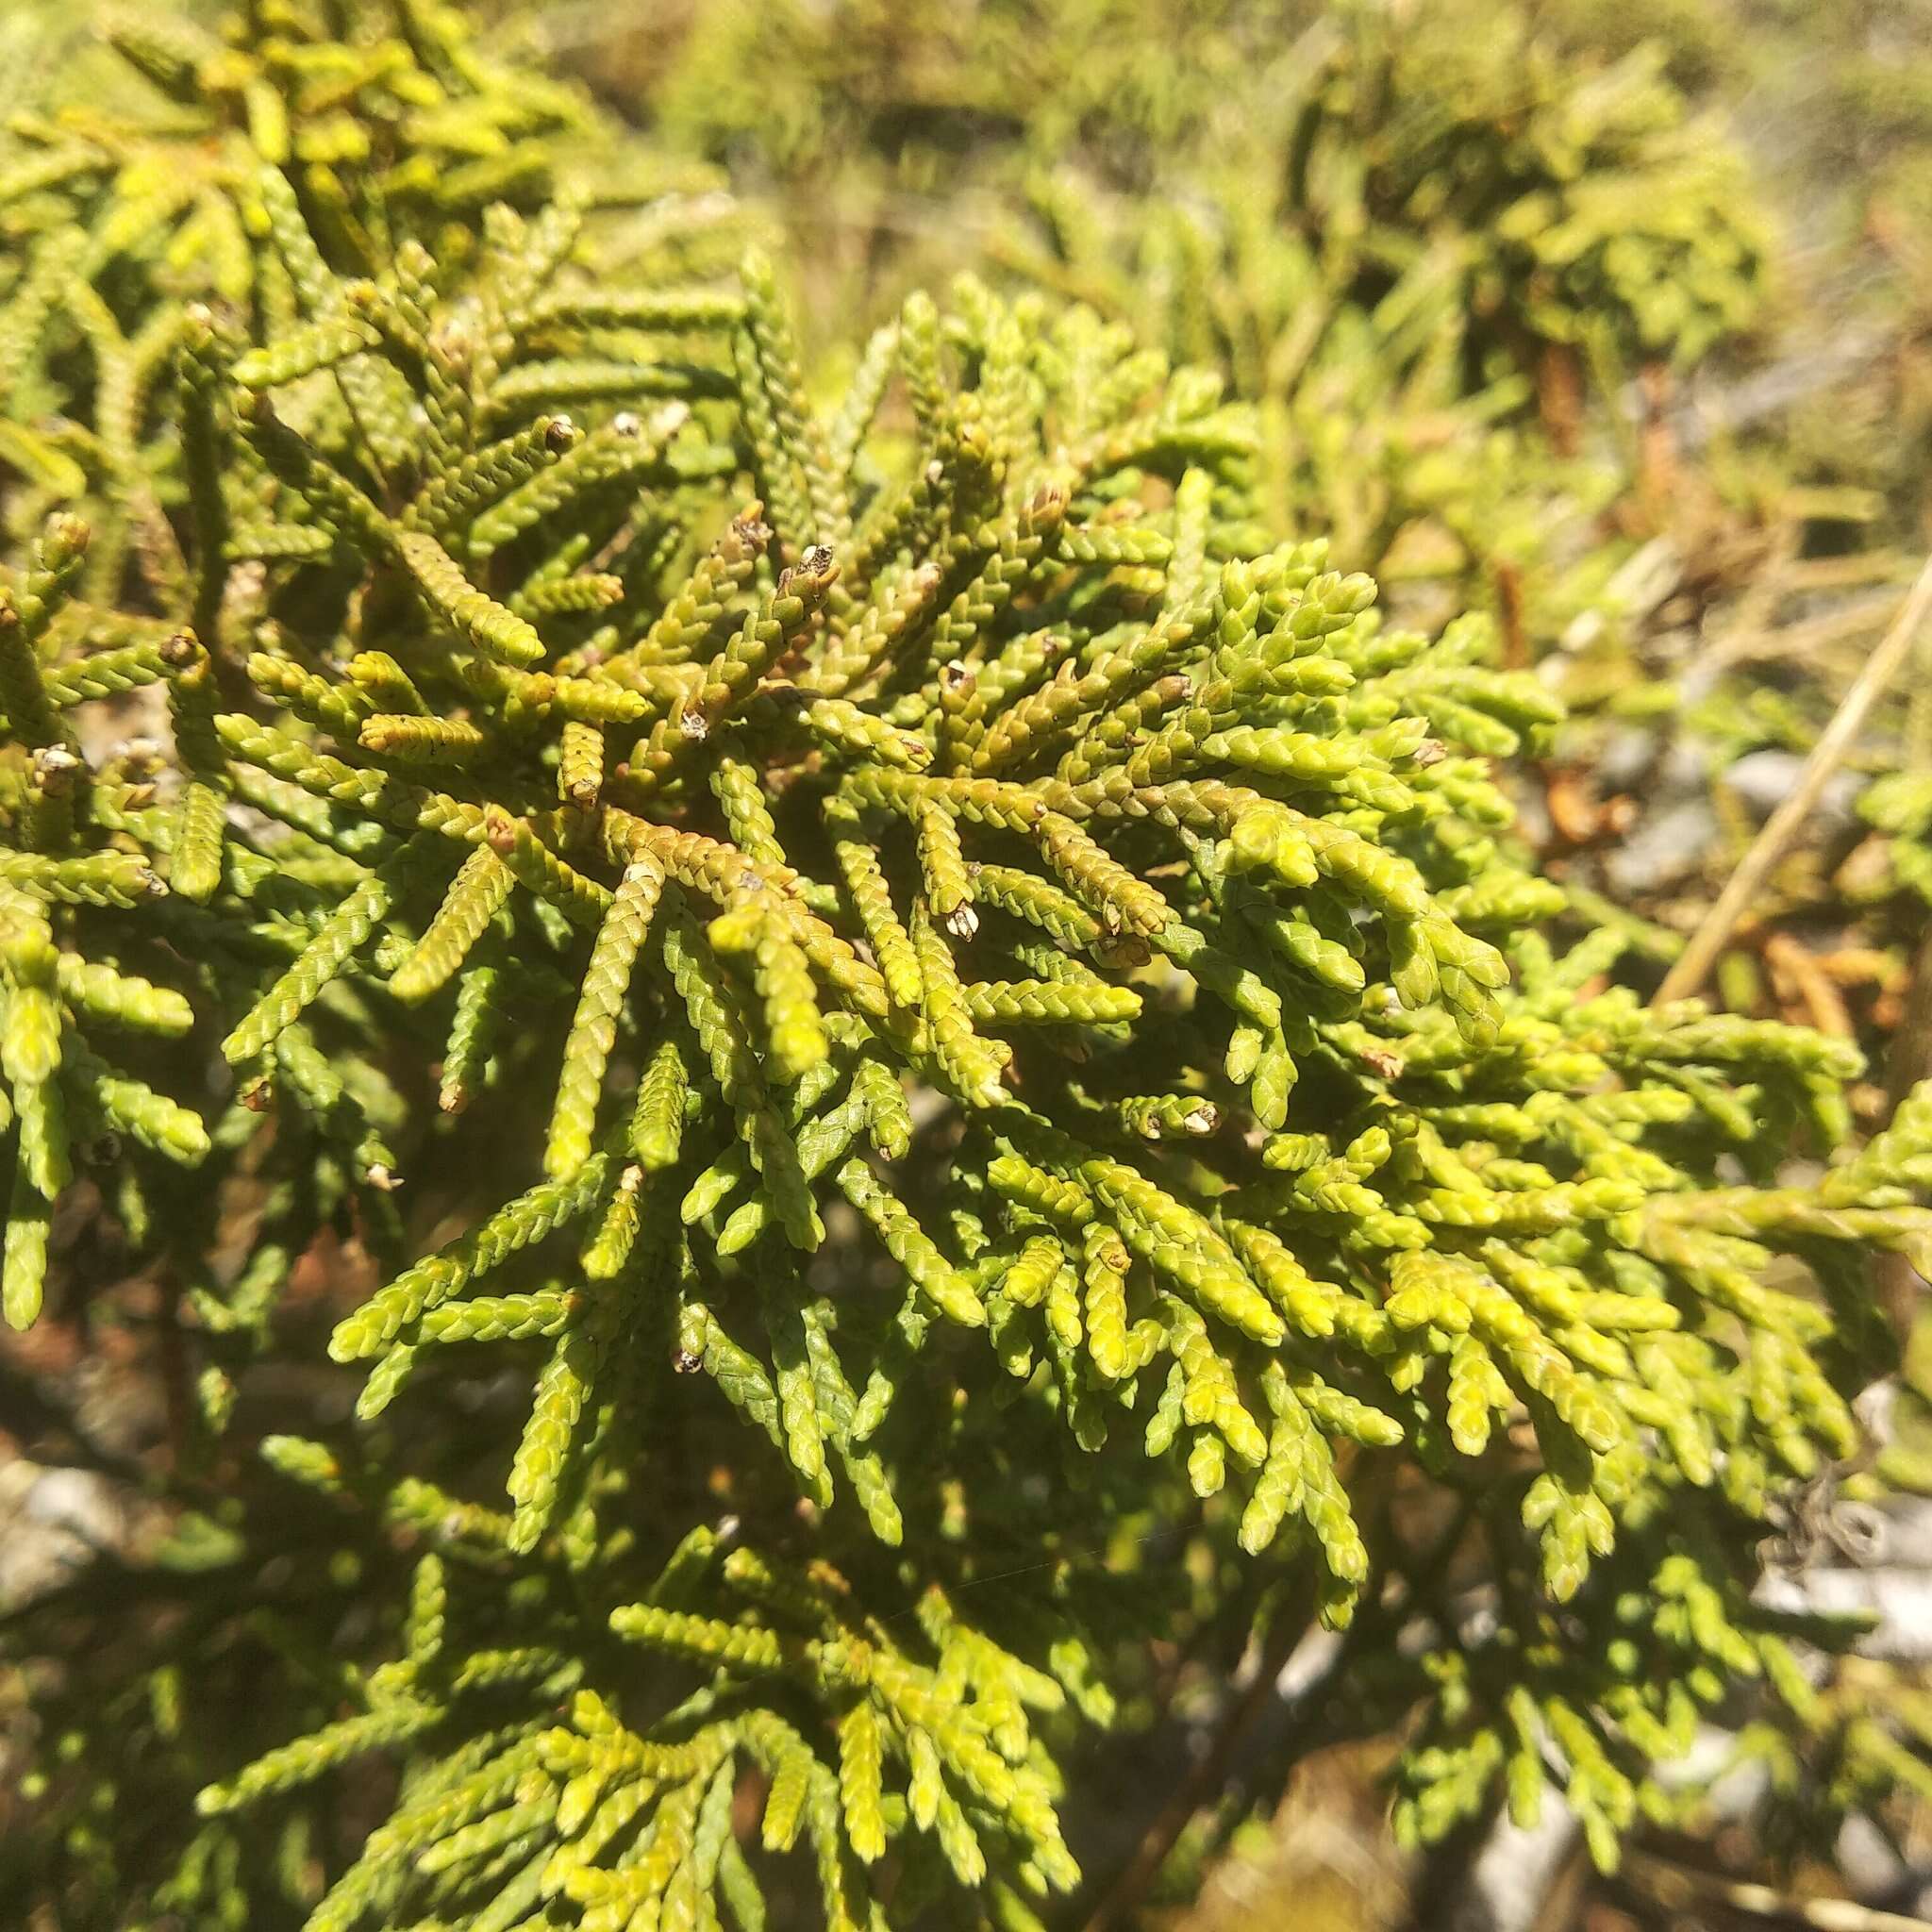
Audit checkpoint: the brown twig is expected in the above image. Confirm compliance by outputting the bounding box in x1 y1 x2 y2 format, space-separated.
1655 552 1932 1007
1624 1850 1932 1931
1081 1591 1312 1932
1087 1481 1457 1931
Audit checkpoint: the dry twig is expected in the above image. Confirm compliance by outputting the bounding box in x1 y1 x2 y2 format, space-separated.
1657 554 1932 1006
